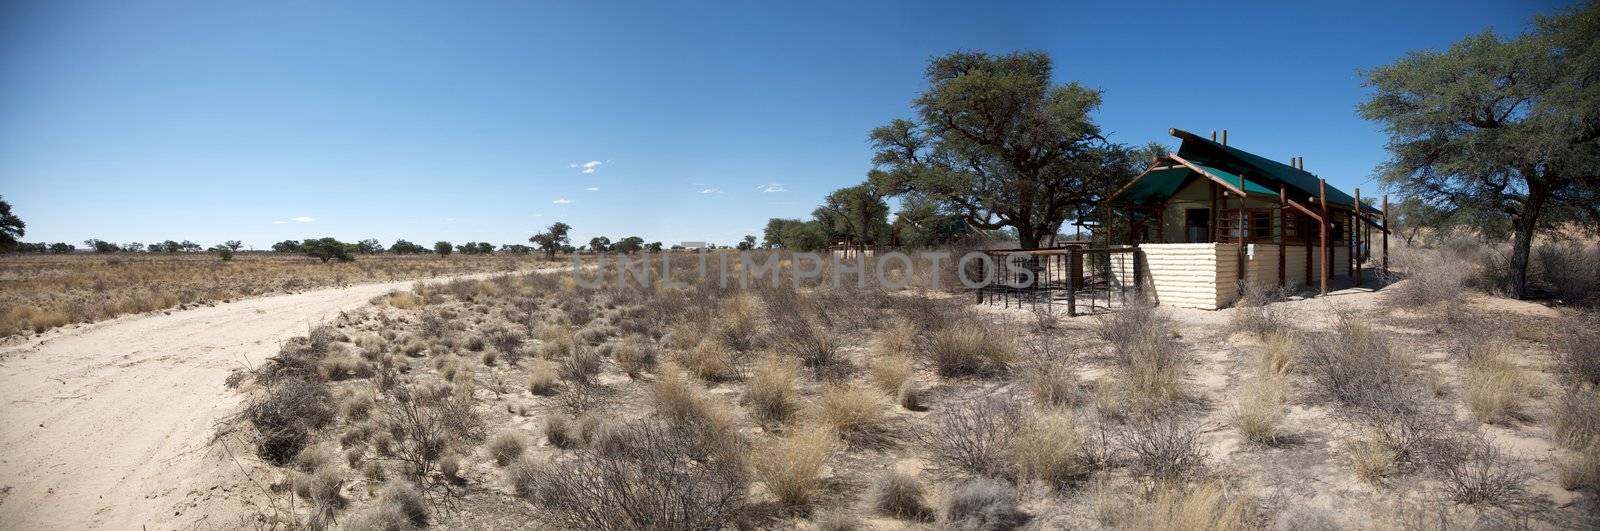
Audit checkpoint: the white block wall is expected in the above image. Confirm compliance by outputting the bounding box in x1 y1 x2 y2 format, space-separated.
1139 243 1235 310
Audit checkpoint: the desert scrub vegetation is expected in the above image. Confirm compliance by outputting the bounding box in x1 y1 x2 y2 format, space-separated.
0 252 532 337
219 251 1592 528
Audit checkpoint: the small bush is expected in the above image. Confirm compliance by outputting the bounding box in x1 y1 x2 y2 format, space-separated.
1554 316 1600 386
545 415 575 449
612 338 658 378
940 478 1027 531
365 479 428 529
1298 313 1412 410
751 424 833 510
745 355 800 424
487 431 526 466
246 377 335 465
518 420 747 530
1384 248 1469 308
1119 412 1206 482
1558 442 1600 490
1231 283 1288 336
920 395 1023 480
868 471 933 521
923 320 1017 378
558 347 603 386
1345 438 1399 481
1553 385 1600 449
1436 440 1534 510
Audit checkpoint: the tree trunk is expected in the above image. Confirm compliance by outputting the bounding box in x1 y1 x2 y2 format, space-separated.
1507 180 1550 299
1016 225 1041 249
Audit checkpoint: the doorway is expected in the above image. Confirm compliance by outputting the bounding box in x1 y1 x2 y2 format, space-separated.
1185 208 1211 243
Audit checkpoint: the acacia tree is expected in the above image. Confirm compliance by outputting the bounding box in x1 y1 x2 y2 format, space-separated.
869 51 1143 249
530 222 572 259
1360 3 1599 298
588 236 612 252
814 182 890 246
0 197 21 251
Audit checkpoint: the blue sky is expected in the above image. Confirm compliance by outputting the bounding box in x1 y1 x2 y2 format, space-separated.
0 0 1574 249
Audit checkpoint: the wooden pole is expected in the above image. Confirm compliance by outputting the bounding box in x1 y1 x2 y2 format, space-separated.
1319 179 1329 296
1355 188 1363 286
1222 129 1228 146
1278 184 1287 288
1381 194 1390 276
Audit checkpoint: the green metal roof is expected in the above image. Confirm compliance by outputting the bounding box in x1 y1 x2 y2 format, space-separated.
1111 129 1380 215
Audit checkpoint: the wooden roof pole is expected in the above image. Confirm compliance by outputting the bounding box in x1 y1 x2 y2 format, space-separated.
1222 129 1228 146
1381 194 1390 277
1319 178 1329 296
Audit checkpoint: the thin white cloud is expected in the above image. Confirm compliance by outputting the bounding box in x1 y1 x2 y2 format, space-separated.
585 187 600 191
552 198 574 204
698 188 722 195
569 160 603 174
758 182 787 193
292 216 315 223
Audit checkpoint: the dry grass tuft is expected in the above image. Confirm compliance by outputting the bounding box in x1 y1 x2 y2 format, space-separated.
869 353 916 397
545 415 576 449
679 339 740 382
527 361 561 396
924 320 1017 378
940 478 1027 530
920 395 1022 480
1229 371 1288 445
487 431 526 466
1014 413 1093 488
813 384 894 447
750 424 834 510
1345 438 1399 482
1462 344 1531 425
1117 480 1257 531
745 355 800 424
868 470 933 521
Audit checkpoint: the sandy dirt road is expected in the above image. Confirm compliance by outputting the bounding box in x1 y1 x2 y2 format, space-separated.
0 274 505 530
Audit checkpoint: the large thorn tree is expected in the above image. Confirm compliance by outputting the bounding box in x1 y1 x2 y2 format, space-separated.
1360 2 1599 298
868 51 1142 249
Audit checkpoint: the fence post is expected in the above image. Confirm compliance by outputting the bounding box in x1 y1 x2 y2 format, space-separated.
1067 248 1078 317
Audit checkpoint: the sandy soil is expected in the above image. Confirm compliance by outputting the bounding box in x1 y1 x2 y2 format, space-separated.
0 274 507 530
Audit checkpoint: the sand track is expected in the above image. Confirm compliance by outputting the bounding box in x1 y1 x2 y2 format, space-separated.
0 275 490 530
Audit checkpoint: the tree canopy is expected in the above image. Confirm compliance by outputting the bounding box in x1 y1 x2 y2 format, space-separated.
1360 2 1599 297
868 51 1146 248
0 197 24 251
531 222 572 259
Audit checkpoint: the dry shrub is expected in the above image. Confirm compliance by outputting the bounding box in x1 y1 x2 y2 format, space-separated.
1119 412 1206 482
712 293 766 354
319 355 372 381
1463 345 1531 424
339 388 376 422
1554 315 1600 386
751 424 834 510
1097 302 1187 412
745 355 800 424
868 471 933 521
1553 385 1600 449
1118 480 1258 531
1298 313 1412 409
518 420 747 530
380 384 486 480
558 347 604 386
484 326 523 363
1559 442 1600 490
814 384 894 447
527 362 560 396
538 330 574 359
545 415 575 448
940 478 1027 531
773 316 848 379
1026 360 1079 410
923 320 1017 378
1436 440 1536 510
1014 413 1093 488
920 395 1022 480
1229 371 1288 445
246 377 335 465
487 431 527 466
874 319 919 359
611 338 658 378
650 364 742 455
1231 283 1288 336
1384 247 1469 308
1531 242 1600 303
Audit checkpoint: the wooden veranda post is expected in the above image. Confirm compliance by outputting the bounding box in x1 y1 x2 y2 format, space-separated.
1354 188 1362 286
1278 184 1286 287
1318 178 1330 296
1381 194 1390 276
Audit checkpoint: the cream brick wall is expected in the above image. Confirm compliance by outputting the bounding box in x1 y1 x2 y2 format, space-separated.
1241 244 1280 295
1139 243 1234 310
1284 245 1308 287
